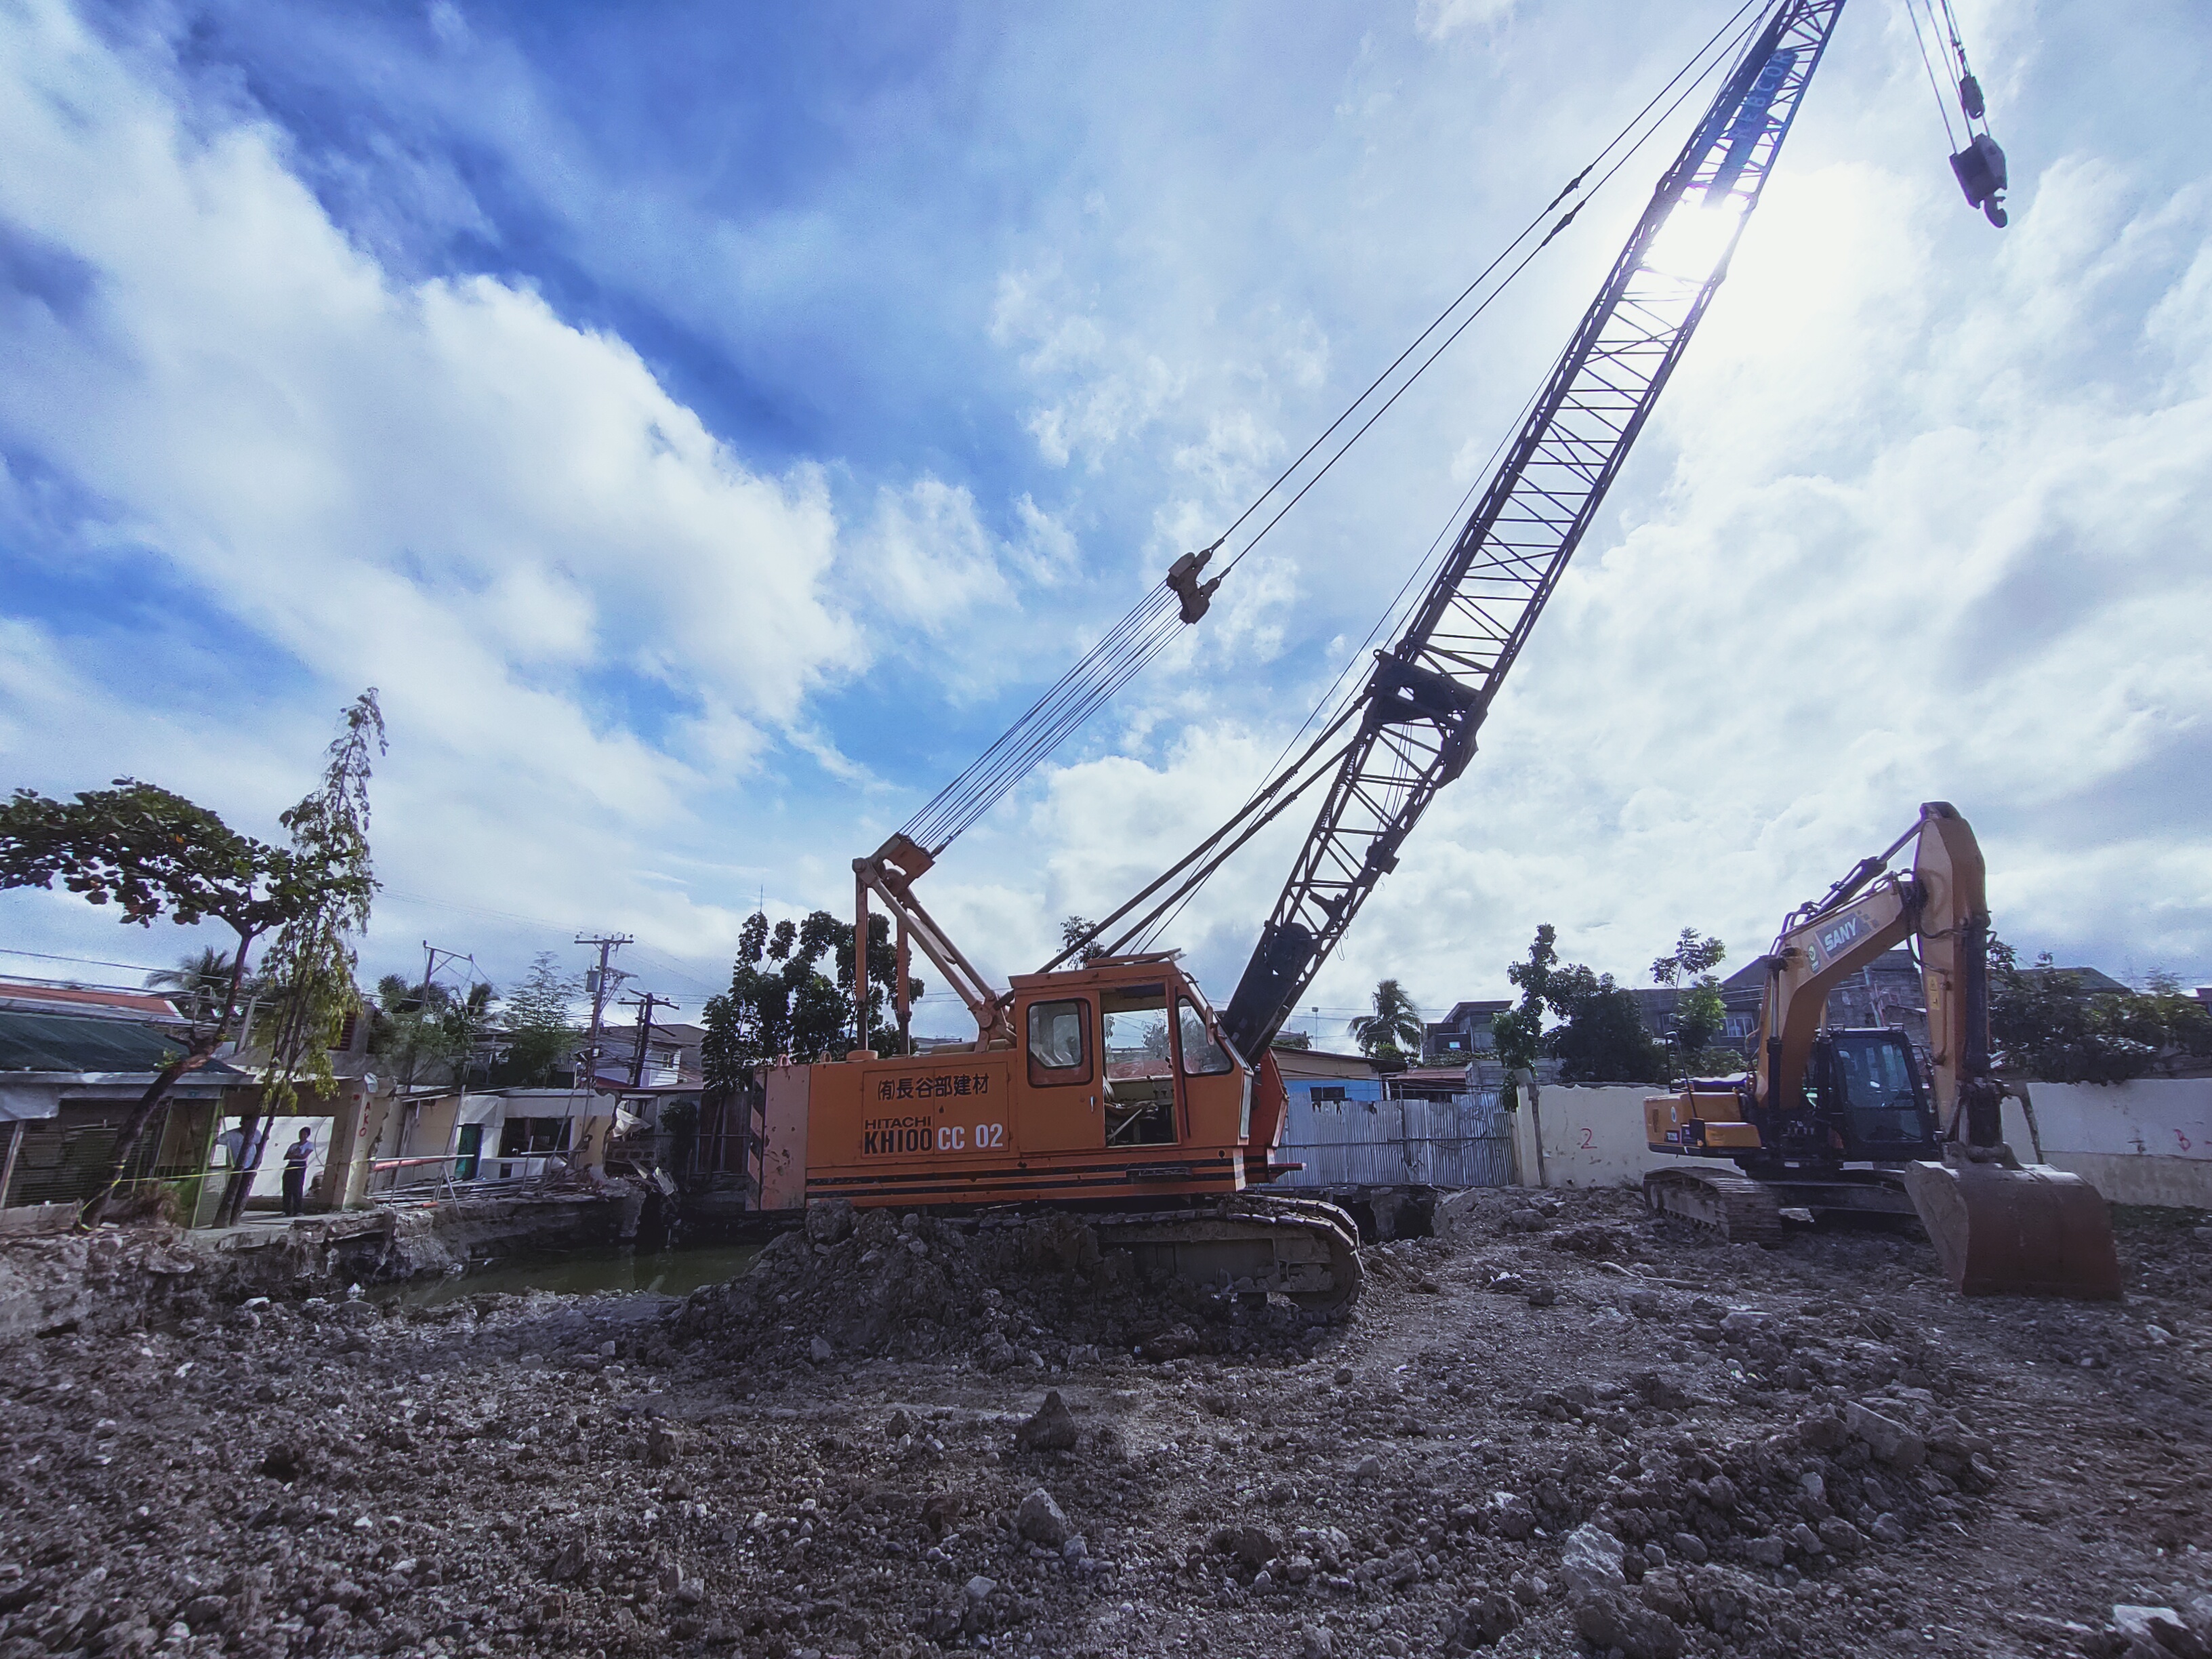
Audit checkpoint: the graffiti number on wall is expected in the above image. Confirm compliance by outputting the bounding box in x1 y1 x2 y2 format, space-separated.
1579 1127 1595 1151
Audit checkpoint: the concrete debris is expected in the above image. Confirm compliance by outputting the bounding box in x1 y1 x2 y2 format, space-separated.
3 1183 2207 1658
680 1208 1317 1370
1015 1389 1080 1452
1015 1488 1071 1548
1558 1521 1627 1601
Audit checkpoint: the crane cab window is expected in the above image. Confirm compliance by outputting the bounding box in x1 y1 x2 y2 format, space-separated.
1101 983 1176 1146
1025 998 1091 1088
1176 1000 1233 1075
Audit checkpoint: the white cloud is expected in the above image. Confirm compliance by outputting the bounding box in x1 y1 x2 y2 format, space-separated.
1414 0 1519 43
857 477 1008 633
3 0 2207 1031
0 0 882 982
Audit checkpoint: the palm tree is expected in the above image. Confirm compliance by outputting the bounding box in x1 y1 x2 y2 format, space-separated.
1349 978 1425 1069
146 949 241 1026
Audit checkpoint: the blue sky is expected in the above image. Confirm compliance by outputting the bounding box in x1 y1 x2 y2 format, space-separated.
2 0 2208 1038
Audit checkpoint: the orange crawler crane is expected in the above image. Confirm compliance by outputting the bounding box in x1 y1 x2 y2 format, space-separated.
758 849 1359 1313
751 1 2023 1315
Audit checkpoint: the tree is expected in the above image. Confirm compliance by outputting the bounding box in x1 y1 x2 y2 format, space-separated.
1543 964 1668 1084
701 908 925 1092
1349 978 1424 1072
1650 926 1732 1069
1649 927 1727 987
495 953 580 1087
369 976 494 1092
0 691 383 1226
146 948 249 1026
1492 925 1559 1090
1988 939 2212 1083
1492 924 1668 1088
1059 916 1107 966
219 693 384 1224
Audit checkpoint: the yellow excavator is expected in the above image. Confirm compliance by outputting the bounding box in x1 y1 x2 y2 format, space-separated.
1643 802 2123 1298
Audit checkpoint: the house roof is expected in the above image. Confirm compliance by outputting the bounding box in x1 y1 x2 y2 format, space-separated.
0 978 184 1022
1271 1046 1379 1080
0 1009 245 1079
2021 965 2131 995
1433 1000 1509 1026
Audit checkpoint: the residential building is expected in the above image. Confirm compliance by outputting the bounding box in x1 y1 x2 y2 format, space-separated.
0 979 247 1221
1423 1000 1511 1064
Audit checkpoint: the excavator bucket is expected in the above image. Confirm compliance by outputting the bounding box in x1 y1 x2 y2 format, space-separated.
1902 1154 2123 1299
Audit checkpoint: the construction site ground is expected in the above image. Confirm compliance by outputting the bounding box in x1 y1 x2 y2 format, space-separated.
1 1186 2207 1659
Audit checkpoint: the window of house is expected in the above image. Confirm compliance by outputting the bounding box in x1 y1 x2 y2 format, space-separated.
1101 983 1176 1145
1026 998 1090 1088
1176 1001 1232 1076
498 1117 572 1157
1310 1085 1348 1105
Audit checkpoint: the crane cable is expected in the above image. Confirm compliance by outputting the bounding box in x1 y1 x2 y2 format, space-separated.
1121 1 1778 954
1902 0 1959 148
897 0 1775 861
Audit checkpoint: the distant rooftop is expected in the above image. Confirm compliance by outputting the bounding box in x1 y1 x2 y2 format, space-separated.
0 977 184 1023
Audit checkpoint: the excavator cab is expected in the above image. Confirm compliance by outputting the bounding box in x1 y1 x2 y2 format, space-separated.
1806 1030 1938 1160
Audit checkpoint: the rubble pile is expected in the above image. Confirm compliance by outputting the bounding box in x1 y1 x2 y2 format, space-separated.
0 1187 2205 1659
671 1201 1315 1369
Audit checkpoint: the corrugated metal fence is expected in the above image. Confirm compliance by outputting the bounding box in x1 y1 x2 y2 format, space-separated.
1273 1086 1515 1189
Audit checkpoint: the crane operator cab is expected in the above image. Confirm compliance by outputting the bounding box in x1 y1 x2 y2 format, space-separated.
1801 1029 1938 1160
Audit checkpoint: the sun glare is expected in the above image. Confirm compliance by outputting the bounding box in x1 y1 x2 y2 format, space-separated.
1641 188 1751 281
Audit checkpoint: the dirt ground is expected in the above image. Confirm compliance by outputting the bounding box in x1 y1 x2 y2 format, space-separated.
2 1186 2208 1659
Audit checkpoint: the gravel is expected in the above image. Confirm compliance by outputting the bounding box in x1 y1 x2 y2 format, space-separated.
1 1187 2209 1658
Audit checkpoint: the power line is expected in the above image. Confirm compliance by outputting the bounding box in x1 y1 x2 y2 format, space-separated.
0 945 178 977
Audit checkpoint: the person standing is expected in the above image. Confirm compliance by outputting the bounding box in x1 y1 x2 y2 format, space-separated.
281 1128 315 1218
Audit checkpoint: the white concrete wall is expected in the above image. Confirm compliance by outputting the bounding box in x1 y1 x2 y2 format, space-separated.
1509 1077 2212 1206
1511 1085 1673 1188
2002 1079 2212 1207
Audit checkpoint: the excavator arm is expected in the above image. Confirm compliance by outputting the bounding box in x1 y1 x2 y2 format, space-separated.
1756 802 1992 1133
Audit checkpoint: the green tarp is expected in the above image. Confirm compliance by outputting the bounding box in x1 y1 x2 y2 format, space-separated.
0 1010 243 1079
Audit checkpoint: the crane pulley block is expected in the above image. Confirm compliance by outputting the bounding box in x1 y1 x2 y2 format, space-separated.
1950 133 2009 227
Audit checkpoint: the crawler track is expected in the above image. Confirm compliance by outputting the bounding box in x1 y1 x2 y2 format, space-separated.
1643 1166 1784 1246
1093 1193 1364 1318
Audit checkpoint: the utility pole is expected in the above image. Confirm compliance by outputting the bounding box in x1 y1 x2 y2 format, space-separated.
574 933 634 1092
621 991 678 1088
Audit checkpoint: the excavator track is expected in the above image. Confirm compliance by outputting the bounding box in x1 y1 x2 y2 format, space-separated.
1643 1168 1784 1246
1092 1193 1364 1319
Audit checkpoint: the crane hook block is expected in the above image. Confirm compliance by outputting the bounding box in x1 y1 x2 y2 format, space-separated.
1166 548 1224 624
1949 132 2009 228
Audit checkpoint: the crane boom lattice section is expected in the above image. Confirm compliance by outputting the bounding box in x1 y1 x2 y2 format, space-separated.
1221 0 1846 1058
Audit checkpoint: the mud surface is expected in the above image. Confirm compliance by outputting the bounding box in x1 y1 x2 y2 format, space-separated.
2 1188 2209 1659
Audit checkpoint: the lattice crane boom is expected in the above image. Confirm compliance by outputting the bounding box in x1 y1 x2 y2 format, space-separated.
1218 0 1848 1059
